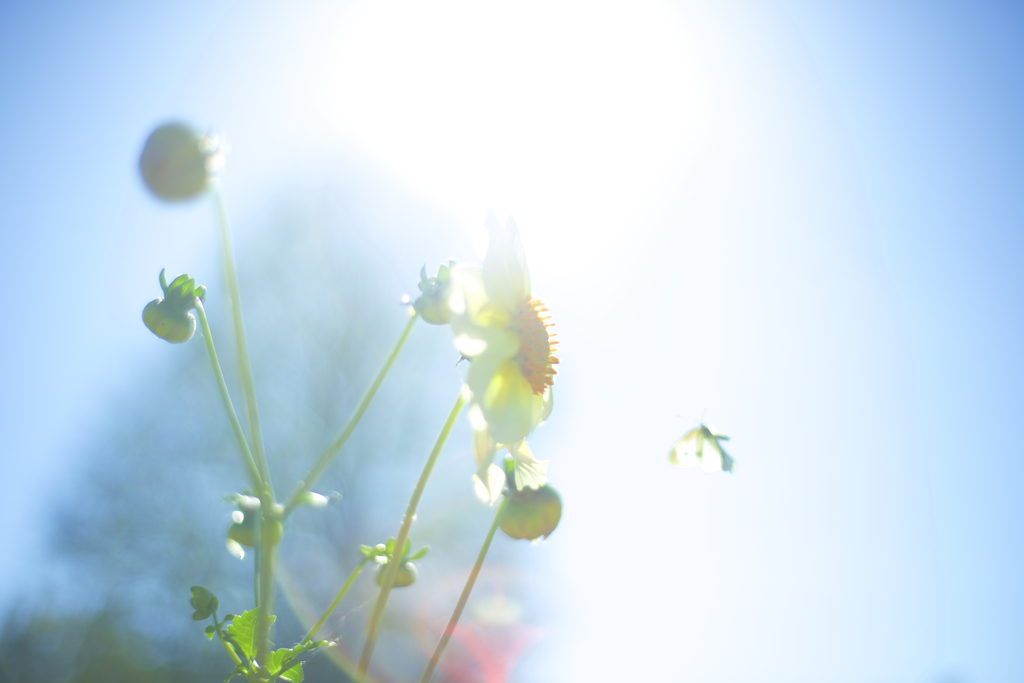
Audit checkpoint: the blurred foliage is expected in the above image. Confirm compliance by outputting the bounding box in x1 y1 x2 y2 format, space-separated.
0 609 209 683
0 196 558 682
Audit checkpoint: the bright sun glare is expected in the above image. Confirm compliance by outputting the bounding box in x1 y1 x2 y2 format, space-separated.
318 0 708 273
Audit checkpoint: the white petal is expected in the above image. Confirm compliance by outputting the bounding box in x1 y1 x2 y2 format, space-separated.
478 359 542 445
455 333 488 358
539 384 554 425
472 463 506 505
483 214 530 311
512 440 549 490
472 419 497 470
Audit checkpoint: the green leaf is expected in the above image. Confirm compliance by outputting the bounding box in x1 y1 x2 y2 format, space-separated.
224 664 247 683
193 608 212 621
359 545 374 559
190 585 216 611
267 641 329 683
407 545 429 561
384 537 396 555
159 268 169 292
280 663 304 683
226 608 275 660
268 647 292 673
204 624 216 640
169 273 191 291
400 537 412 560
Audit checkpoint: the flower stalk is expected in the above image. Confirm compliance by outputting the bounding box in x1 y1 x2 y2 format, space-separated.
418 494 511 683
194 300 262 492
356 389 467 680
213 188 274 501
284 311 419 517
300 558 370 646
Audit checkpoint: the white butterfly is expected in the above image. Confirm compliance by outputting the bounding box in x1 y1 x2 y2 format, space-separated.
668 424 735 473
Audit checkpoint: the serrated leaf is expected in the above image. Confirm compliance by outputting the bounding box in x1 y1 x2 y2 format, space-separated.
226 608 275 660
224 664 246 683
280 663 303 683
268 640 328 682
268 648 288 673
204 624 216 640
268 649 303 683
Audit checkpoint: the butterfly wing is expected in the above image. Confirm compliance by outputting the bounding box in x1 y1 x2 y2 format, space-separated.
668 427 704 468
719 445 736 473
670 424 736 473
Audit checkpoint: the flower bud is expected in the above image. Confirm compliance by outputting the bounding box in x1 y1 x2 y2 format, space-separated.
143 299 195 343
227 511 282 548
375 561 418 588
500 483 562 541
413 262 454 325
142 269 206 343
139 123 222 201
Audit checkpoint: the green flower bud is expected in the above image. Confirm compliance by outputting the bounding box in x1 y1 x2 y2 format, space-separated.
139 123 223 201
500 483 562 541
227 510 283 548
143 298 195 343
375 561 418 588
413 262 454 325
142 269 206 343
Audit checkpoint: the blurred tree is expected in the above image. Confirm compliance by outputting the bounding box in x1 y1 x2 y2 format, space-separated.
0 194 559 682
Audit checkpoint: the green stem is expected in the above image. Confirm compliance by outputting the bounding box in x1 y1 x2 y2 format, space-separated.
300 558 369 646
253 536 261 608
256 541 278 668
195 301 262 492
356 390 467 681
418 494 510 683
284 312 419 518
214 611 254 683
214 188 274 501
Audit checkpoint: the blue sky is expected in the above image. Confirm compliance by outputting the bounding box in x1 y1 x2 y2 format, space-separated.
1 1 1021 681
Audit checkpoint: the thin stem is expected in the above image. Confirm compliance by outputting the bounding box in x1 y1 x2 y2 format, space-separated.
356 390 467 681
256 542 278 668
214 188 274 500
253 537 261 608
284 312 419 517
214 611 255 683
418 494 510 683
195 301 263 492
300 558 369 646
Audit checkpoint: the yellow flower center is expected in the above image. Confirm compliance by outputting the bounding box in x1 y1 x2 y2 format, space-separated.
514 296 559 394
